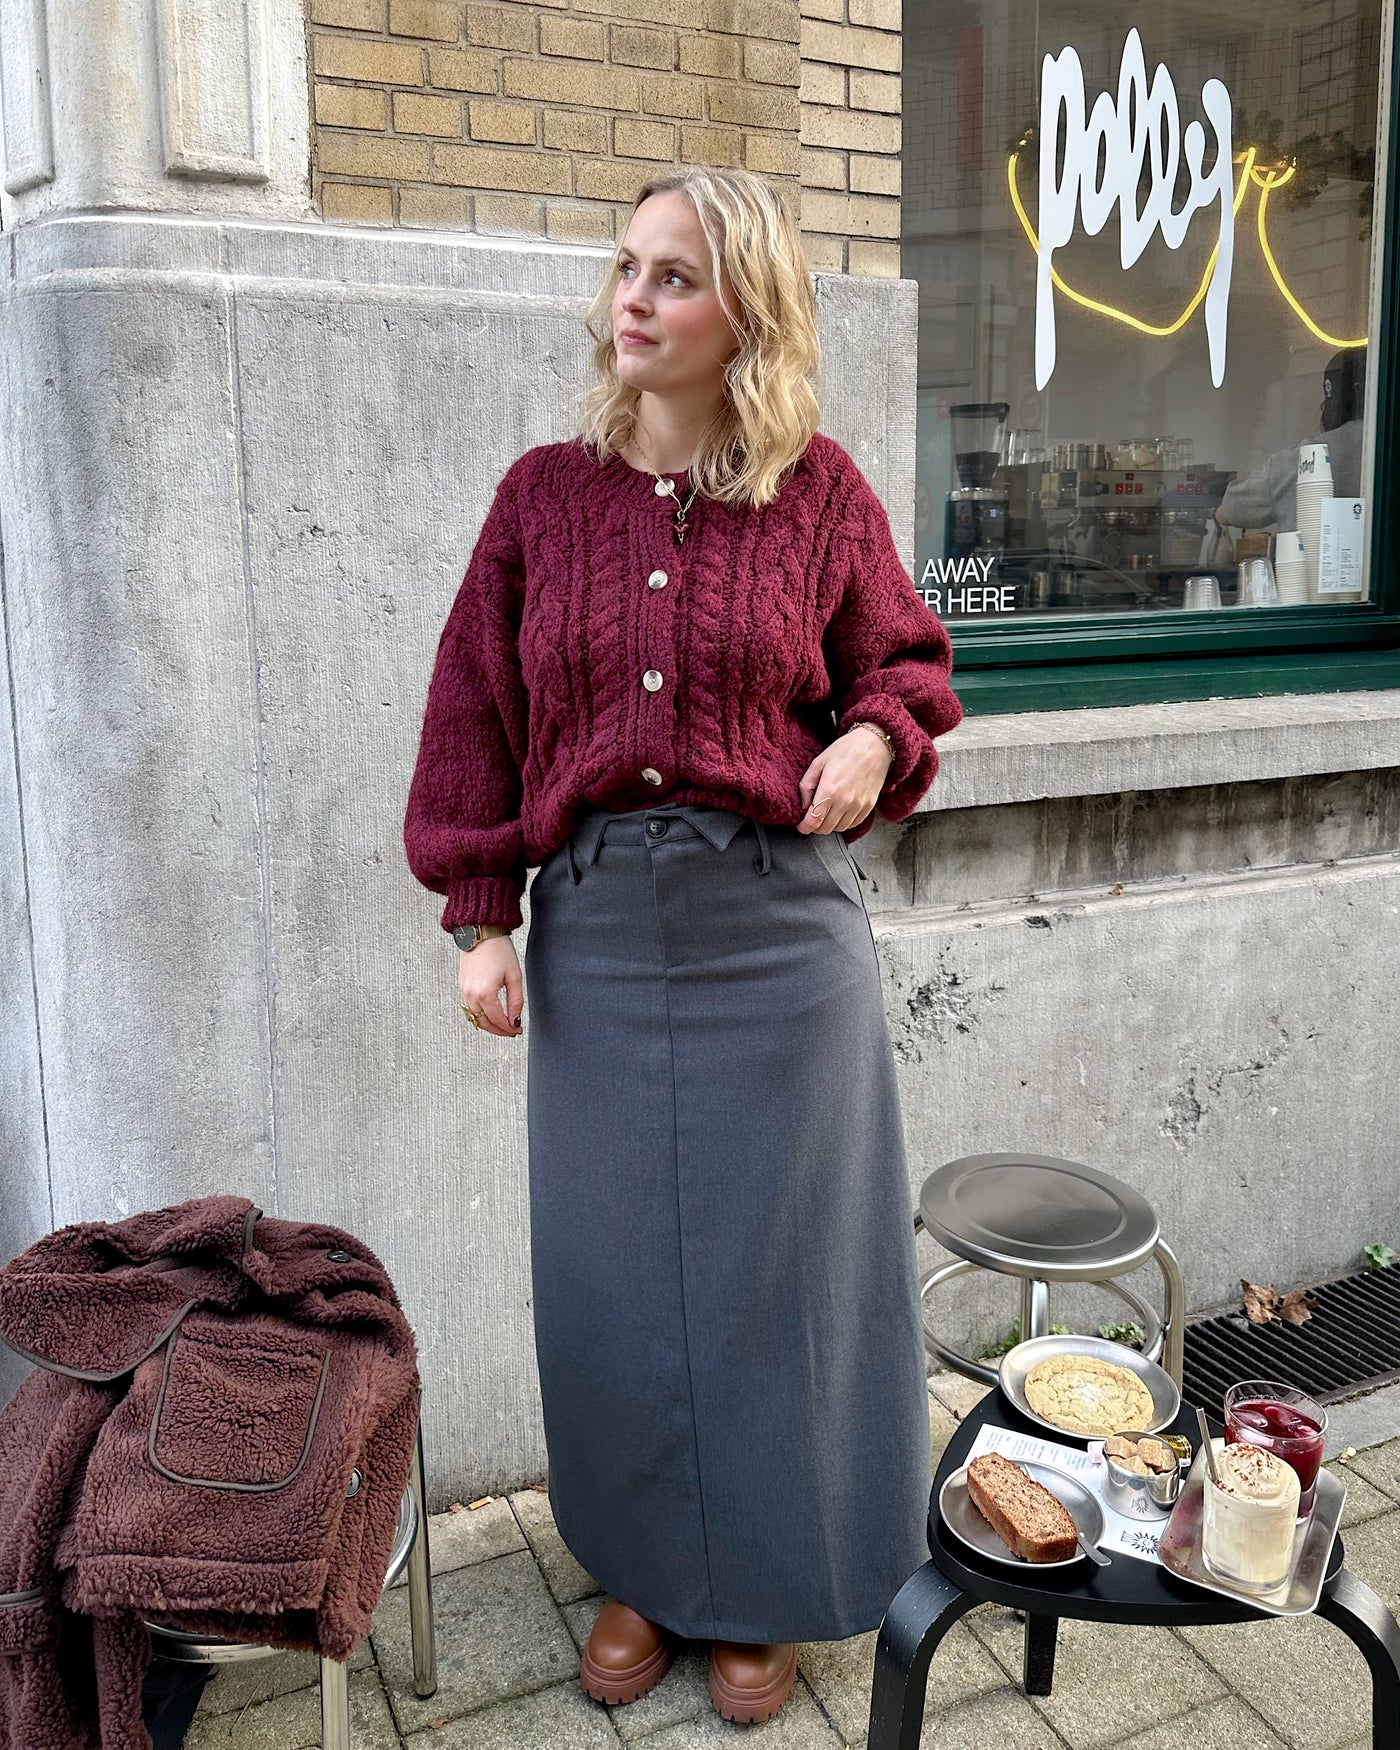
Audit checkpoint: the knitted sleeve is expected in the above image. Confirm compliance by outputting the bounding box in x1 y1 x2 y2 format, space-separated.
403 464 529 935
821 464 964 823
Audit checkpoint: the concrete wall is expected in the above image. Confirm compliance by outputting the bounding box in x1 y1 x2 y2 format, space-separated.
894 841 1400 1351
0 538 51 1404
0 213 916 1499
864 699 1400 1362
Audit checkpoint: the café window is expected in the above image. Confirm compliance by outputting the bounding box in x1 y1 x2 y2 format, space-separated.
904 0 1400 702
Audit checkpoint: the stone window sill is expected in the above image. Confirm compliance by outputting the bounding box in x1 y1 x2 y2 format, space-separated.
926 689 1400 813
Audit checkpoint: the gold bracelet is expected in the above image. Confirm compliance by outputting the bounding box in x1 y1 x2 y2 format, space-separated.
849 719 895 759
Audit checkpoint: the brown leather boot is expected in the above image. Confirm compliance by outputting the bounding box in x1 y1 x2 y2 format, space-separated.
708 1639 798 1723
579 1598 674 1705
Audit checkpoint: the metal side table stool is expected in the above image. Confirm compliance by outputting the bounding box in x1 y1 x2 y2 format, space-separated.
916 1154 1186 1389
144 1419 437 1750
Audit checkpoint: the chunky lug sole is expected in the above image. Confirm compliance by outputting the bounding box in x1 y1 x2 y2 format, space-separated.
579 1629 674 1706
708 1642 798 1724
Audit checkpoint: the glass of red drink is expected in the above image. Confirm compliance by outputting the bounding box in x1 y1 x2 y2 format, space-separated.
1224 1381 1328 1517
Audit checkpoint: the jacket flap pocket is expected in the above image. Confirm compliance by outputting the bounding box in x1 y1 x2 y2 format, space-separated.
0 1588 54 1654
148 1313 329 1492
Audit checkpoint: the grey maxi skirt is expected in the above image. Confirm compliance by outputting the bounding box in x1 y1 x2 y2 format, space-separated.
523 800 931 1644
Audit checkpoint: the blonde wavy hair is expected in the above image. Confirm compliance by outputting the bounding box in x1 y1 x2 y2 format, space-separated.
577 167 822 509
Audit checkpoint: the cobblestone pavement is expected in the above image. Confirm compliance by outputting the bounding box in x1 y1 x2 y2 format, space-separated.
181 1375 1400 1750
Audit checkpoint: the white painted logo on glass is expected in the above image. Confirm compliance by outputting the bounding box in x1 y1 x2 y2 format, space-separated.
1035 29 1235 389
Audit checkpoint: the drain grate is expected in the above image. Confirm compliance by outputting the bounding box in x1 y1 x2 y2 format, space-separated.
1183 1265 1400 1409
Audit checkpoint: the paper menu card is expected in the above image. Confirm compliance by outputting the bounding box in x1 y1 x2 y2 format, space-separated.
1318 498 1365 594
961 1423 1169 1566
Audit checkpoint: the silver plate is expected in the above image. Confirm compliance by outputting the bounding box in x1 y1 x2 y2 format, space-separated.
999 1335 1181 1439
939 1459 1106 1570
1157 1438 1345 1616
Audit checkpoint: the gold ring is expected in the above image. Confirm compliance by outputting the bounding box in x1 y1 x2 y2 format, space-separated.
461 1004 484 1028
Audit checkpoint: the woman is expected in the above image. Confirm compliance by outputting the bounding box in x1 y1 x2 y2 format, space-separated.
403 165 963 1726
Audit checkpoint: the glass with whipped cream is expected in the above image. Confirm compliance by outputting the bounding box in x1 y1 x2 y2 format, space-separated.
1200 1440 1301 1592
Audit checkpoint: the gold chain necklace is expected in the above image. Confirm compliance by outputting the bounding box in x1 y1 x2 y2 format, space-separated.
631 435 699 546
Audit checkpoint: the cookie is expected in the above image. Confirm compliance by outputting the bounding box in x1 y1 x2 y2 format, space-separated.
1023 1354 1155 1436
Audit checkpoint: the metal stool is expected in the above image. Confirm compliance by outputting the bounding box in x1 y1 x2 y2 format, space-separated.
915 1153 1186 1389
144 1416 437 1750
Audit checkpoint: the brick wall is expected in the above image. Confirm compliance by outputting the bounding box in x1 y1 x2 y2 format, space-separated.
306 0 902 274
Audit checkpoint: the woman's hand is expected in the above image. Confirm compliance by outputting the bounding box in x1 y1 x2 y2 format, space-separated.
796 724 893 834
458 933 524 1037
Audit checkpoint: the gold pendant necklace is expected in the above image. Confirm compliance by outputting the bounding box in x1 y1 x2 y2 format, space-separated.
632 435 699 545
654 473 698 545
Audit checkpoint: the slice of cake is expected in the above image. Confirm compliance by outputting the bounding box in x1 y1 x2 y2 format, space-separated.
965 1452 1081 1562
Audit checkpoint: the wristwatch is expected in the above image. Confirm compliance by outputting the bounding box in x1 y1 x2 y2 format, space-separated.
453 924 488 951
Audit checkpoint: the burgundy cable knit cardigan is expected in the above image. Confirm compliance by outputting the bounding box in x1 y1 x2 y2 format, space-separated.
402 430 963 935
0 1196 419 1750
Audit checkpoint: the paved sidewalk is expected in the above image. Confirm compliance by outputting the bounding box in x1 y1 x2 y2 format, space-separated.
185 1375 1400 1750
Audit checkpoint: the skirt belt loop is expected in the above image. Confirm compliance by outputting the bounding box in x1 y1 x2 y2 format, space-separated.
566 836 581 884
751 818 771 875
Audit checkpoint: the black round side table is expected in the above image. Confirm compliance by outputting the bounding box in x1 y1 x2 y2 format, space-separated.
866 1389 1400 1749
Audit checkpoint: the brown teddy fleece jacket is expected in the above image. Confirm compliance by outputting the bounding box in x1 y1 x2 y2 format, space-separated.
0 1195 420 1750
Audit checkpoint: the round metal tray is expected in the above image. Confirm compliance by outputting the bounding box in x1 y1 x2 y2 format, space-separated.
940 1458 1105 1570
999 1334 1181 1440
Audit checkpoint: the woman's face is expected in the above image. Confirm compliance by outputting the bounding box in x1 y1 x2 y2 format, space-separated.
610 191 745 397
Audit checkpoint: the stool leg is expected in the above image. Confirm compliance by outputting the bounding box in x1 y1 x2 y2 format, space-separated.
1023 1613 1058 1696
407 1418 438 1699
866 1559 978 1750
1153 1239 1186 1391
320 1656 350 1750
1020 1277 1050 1342
1316 1569 1400 1749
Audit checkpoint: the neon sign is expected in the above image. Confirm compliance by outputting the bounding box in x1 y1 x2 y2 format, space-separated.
1034 29 1235 388
1010 146 1368 356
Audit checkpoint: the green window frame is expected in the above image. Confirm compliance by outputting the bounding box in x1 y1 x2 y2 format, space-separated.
926 16 1400 717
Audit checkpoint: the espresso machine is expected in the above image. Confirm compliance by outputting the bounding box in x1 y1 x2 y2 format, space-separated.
945 402 1010 563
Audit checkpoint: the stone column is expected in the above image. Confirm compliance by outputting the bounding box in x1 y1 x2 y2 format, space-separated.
0 0 310 1398
0 0 311 226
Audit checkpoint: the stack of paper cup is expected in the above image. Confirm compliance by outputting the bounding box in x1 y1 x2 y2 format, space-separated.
1274 531 1309 604
1296 444 1333 600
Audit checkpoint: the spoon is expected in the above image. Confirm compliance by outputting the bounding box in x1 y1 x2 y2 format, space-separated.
1196 1407 1222 1485
1077 1531 1111 1568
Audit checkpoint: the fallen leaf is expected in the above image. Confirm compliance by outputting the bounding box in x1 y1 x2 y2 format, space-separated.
447 1501 464 1514
1109 882 1124 895
1279 1288 1318 1326
1242 1279 1280 1325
